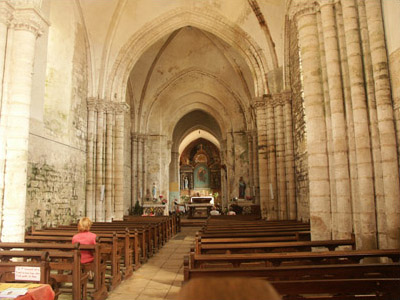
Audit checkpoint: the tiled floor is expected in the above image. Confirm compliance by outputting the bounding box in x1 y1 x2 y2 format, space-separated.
106 227 200 300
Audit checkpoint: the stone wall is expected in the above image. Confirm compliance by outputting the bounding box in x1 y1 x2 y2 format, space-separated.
288 20 309 221
26 156 85 228
26 12 88 229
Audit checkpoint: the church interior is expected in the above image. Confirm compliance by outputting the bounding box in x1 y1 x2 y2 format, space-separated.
0 0 400 299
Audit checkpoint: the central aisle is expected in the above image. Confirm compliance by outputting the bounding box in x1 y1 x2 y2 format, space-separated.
107 227 200 300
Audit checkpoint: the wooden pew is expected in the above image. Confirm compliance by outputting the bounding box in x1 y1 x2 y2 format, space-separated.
196 235 356 254
0 250 50 284
184 251 400 299
46 224 148 263
183 261 400 282
188 249 400 268
25 230 123 291
198 230 311 240
0 243 104 300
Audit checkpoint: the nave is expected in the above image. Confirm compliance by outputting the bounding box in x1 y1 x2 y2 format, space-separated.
106 227 198 300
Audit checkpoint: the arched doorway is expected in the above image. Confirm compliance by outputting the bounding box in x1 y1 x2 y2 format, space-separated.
179 138 222 205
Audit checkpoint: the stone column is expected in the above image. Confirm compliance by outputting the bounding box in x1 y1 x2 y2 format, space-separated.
0 1 13 106
138 135 145 204
105 104 114 221
86 100 96 220
365 0 400 249
317 8 336 235
1 5 48 242
282 91 296 220
169 150 180 211
295 4 331 240
273 94 287 220
114 103 129 220
95 102 105 221
266 95 278 220
0 0 14 235
357 0 385 247
342 0 377 249
220 140 228 209
252 132 260 205
254 97 268 217
320 1 352 239
131 134 138 205
335 0 360 238
247 133 254 199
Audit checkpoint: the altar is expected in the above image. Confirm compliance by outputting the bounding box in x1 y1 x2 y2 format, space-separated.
186 196 214 219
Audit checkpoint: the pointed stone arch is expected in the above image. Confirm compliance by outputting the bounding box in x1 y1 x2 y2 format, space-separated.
106 7 270 102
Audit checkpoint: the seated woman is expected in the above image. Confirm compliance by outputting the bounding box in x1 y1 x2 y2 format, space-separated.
72 217 97 264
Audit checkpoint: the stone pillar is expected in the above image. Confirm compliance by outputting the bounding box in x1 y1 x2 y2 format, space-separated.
1 5 48 242
357 0 385 247
317 8 336 236
105 104 114 221
0 0 14 235
365 0 400 249
254 97 268 217
283 91 296 220
0 1 13 106
169 150 180 211
265 95 278 220
220 140 228 209
273 94 287 220
295 4 331 240
252 132 260 205
114 103 129 220
131 134 137 206
95 102 105 221
86 101 96 220
138 135 145 204
320 1 352 239
247 133 254 199
342 0 377 249
335 0 360 239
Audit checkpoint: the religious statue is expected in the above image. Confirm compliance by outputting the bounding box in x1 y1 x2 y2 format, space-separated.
184 176 189 189
152 183 157 199
239 176 246 198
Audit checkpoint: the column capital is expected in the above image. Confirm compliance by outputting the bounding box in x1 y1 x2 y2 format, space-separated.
0 1 14 26
104 101 116 113
253 96 266 110
289 2 319 21
318 0 335 9
263 93 275 108
87 98 98 111
281 91 292 104
12 6 49 37
87 98 107 111
131 132 139 142
138 134 147 143
271 93 285 107
115 102 130 114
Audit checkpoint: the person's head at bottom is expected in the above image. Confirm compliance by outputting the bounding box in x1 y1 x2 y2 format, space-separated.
177 277 281 300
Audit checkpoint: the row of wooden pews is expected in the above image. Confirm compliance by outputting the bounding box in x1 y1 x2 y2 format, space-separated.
0 214 180 300
184 216 400 299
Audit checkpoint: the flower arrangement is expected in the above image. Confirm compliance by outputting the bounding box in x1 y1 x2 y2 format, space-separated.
181 195 190 203
161 198 167 205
